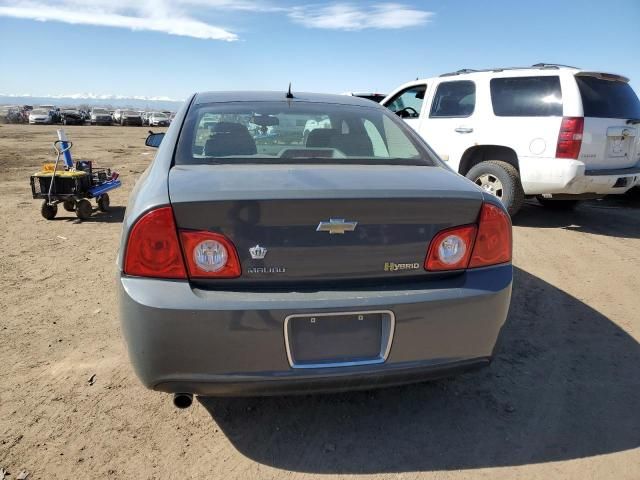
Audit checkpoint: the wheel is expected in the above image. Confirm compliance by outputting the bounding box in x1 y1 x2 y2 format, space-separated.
466 160 525 216
41 201 57 220
75 199 93 220
536 197 580 210
63 199 75 212
97 193 110 212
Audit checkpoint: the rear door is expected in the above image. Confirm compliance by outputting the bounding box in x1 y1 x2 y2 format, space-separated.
420 79 478 166
575 73 640 170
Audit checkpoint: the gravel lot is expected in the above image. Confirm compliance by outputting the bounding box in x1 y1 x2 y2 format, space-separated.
0 124 638 479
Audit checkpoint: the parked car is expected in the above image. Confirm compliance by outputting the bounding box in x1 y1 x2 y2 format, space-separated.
120 110 143 126
90 108 112 125
0 106 25 123
382 64 640 215
148 112 170 127
38 105 61 123
344 92 387 103
28 108 53 124
118 91 513 406
60 109 84 125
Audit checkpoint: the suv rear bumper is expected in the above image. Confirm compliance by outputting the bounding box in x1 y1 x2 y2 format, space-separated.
119 264 512 397
520 158 640 195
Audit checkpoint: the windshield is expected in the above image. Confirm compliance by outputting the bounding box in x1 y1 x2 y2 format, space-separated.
32 109 48 115
175 101 430 166
93 109 108 114
576 76 640 119
153 113 168 118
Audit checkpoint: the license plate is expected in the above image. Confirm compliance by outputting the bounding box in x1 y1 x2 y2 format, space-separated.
284 310 395 368
608 136 627 157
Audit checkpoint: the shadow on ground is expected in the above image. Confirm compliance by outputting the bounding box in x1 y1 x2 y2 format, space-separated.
52 205 126 223
201 266 640 473
514 195 640 239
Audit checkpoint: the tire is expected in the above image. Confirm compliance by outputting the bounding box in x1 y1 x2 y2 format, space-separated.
466 160 525 216
97 193 110 212
75 199 93 220
536 197 580 210
41 201 57 220
63 199 75 212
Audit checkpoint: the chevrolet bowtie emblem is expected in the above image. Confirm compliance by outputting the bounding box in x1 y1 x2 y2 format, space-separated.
316 218 358 234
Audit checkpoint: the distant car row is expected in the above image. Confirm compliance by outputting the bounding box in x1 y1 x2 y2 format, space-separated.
0 104 175 126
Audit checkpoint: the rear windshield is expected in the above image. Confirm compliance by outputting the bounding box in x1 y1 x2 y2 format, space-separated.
175 101 432 165
490 76 562 117
576 76 640 119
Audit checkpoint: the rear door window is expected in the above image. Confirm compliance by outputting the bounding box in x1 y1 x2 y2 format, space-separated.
490 76 562 117
575 76 640 119
429 81 476 118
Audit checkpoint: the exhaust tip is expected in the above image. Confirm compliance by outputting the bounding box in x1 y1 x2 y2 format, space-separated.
173 393 193 409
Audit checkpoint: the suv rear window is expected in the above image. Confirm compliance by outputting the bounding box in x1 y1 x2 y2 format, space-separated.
175 101 433 166
576 76 640 119
490 76 562 117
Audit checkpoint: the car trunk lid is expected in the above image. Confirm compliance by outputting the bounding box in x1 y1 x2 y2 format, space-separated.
168 164 484 286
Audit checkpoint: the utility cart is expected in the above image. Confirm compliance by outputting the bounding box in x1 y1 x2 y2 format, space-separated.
30 130 121 220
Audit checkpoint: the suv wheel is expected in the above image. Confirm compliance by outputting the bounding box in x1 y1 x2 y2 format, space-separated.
536 197 580 210
466 160 524 216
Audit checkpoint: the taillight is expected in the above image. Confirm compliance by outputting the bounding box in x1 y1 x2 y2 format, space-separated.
425 203 511 271
425 225 477 271
556 116 584 159
179 231 241 278
124 207 187 279
469 203 512 268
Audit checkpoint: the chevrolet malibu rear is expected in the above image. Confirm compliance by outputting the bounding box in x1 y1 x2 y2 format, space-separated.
117 91 513 400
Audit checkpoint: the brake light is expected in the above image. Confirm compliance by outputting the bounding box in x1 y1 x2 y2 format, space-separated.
425 203 511 271
469 203 512 268
179 231 241 278
556 116 584 159
124 207 187 279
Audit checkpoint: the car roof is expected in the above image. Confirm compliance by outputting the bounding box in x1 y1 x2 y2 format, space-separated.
194 91 383 108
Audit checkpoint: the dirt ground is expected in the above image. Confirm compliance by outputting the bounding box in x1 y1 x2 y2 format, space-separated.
0 123 638 480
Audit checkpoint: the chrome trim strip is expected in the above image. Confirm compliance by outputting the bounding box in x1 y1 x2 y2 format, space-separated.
283 310 396 369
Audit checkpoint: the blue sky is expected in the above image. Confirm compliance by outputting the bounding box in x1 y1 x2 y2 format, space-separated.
0 0 639 100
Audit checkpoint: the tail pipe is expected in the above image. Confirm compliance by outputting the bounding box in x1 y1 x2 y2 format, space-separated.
173 393 193 409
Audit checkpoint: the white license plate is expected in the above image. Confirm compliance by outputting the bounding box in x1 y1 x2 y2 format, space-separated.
608 136 627 157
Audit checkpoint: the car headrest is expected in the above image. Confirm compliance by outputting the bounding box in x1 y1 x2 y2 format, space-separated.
329 133 373 156
306 128 339 148
204 122 257 157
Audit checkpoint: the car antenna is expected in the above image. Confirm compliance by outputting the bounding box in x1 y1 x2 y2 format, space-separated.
286 83 294 99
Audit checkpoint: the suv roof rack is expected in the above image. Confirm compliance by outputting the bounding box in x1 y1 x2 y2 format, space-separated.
440 63 580 77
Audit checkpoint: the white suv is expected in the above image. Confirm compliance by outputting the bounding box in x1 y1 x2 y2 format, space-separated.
382 64 640 215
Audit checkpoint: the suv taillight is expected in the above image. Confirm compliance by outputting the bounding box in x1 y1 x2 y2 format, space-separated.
124 207 241 279
425 203 511 271
556 116 584 159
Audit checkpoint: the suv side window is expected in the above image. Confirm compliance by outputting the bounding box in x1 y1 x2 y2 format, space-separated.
386 85 427 118
429 81 476 118
490 76 562 117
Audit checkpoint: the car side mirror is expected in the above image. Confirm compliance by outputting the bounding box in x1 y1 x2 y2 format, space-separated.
145 131 165 148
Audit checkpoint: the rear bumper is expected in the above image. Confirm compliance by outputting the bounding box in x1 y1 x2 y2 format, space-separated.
520 157 640 195
119 264 512 396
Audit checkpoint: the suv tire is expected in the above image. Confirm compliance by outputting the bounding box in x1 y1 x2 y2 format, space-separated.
536 197 580 210
466 160 524 216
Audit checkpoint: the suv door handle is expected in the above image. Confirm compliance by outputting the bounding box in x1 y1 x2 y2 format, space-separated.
455 127 473 134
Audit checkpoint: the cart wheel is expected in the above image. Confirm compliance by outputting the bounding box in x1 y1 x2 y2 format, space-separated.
76 199 93 220
63 199 76 212
97 193 110 212
41 201 57 220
